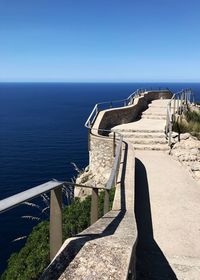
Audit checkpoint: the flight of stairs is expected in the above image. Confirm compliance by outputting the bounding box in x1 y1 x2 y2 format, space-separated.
112 129 169 151
141 102 167 120
111 100 170 151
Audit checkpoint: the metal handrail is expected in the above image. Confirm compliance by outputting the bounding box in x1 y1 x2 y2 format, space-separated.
0 180 64 214
85 89 140 128
85 87 170 129
166 88 193 146
105 136 123 190
0 180 114 214
0 132 123 260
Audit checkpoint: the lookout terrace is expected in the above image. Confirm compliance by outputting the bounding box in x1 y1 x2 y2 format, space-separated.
1 88 200 280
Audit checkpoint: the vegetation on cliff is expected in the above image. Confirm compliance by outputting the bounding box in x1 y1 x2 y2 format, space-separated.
1 188 115 280
173 108 200 140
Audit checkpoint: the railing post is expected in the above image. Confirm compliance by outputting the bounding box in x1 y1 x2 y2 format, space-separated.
169 122 172 146
95 105 98 115
88 128 91 151
90 188 99 225
173 98 176 116
115 145 121 185
165 113 168 134
177 97 180 114
50 187 62 261
180 93 183 114
189 91 191 103
113 132 116 157
104 189 110 215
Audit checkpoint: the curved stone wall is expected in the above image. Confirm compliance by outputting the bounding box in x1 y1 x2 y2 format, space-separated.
88 90 172 180
97 90 172 135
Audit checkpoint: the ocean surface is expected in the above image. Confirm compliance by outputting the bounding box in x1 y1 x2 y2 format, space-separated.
0 82 200 274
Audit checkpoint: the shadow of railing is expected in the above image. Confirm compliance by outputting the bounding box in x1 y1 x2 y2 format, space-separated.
134 158 178 280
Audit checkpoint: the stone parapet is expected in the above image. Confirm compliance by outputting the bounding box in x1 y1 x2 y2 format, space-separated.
41 142 137 280
86 90 172 187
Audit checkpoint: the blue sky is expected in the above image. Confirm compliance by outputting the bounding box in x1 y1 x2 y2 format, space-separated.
0 0 200 82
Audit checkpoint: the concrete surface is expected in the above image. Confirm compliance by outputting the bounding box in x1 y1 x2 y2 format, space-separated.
135 150 200 280
112 100 170 150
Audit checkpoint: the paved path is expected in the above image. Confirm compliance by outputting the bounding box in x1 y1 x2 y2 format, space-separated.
112 100 170 151
135 150 200 280
112 99 200 279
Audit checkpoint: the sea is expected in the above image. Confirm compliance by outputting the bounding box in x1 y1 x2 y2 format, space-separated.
0 82 200 274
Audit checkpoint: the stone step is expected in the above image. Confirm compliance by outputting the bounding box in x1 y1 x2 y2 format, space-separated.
112 128 165 133
141 115 166 120
118 132 166 139
132 143 169 151
124 138 168 145
148 104 168 109
142 111 166 116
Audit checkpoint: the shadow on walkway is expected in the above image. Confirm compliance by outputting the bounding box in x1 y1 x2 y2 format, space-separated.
135 158 178 280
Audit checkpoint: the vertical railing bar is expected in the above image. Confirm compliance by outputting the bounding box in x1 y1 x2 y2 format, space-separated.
177 96 180 114
104 189 110 215
90 188 99 225
88 128 91 151
173 97 176 116
113 132 116 157
50 186 63 261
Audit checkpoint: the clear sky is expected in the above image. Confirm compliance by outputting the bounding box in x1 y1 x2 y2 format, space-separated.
0 0 200 82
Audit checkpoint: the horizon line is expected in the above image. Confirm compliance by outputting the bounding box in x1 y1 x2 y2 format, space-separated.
0 81 200 84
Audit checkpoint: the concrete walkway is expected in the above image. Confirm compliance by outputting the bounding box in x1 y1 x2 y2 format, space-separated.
112 99 170 151
135 150 200 280
111 99 200 279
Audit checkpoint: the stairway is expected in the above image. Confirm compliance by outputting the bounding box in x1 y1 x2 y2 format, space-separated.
111 99 170 151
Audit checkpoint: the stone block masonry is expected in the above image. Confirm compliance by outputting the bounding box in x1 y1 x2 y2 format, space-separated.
79 90 173 193
89 134 114 183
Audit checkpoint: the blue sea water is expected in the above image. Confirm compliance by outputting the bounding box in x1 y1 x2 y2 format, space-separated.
0 82 200 274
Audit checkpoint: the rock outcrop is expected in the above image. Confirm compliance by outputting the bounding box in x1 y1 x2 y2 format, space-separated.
74 167 109 198
171 133 200 183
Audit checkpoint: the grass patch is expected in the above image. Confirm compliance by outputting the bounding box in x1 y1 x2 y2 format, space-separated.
185 110 200 123
173 109 200 140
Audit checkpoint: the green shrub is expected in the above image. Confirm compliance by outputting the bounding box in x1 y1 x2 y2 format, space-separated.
1 188 115 280
1 222 49 280
173 109 200 140
62 196 91 239
185 110 200 123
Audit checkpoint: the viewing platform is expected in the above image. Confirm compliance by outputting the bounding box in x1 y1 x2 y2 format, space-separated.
1 88 199 280
42 88 200 279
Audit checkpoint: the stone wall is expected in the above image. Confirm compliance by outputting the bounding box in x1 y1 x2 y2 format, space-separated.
87 90 172 184
75 90 172 196
74 134 114 197
97 90 172 135
89 134 114 181
41 141 137 280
